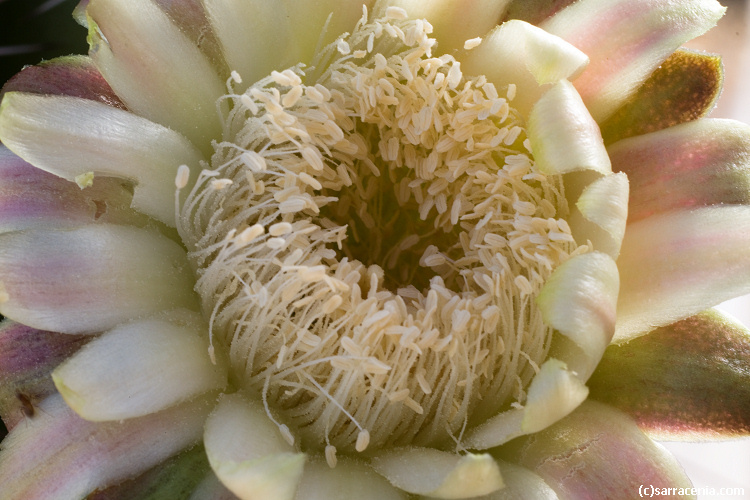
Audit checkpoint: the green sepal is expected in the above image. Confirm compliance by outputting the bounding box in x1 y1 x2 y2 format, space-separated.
86 444 213 500
600 49 723 144
589 309 750 439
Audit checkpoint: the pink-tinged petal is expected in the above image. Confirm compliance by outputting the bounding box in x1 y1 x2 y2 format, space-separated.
0 393 213 499
53 310 226 421
0 321 88 431
527 80 611 176
376 0 510 54
204 393 305 500
501 401 694 500
0 146 150 233
609 119 750 223
0 92 204 225
600 49 723 144
0 55 124 109
615 206 750 343
461 21 588 116
0 224 199 335
590 310 750 439
86 0 225 153
501 0 577 24
369 447 503 499
87 445 213 500
540 0 725 122
295 458 407 500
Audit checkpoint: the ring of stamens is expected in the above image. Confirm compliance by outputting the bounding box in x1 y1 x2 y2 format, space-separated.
178 7 584 461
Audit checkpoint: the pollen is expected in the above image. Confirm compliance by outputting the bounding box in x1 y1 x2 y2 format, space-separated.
178 8 582 456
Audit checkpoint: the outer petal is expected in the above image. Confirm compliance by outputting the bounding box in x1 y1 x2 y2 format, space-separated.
295 458 407 500
615 206 750 343
500 401 694 500
86 0 225 152
0 393 212 499
0 225 199 334
204 393 306 500
461 21 588 117
53 310 226 421
0 321 88 430
501 0 577 24
0 146 149 233
0 92 205 225
600 49 723 144
87 445 212 500
369 447 503 499
377 0 511 54
540 0 725 122
0 55 124 108
608 119 750 223
476 461 558 500
590 310 750 439
527 80 611 176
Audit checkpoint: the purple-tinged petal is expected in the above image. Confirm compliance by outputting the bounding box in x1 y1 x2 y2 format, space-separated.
87 445 213 500
0 321 88 431
0 146 150 233
540 0 725 122
0 393 212 499
615 206 750 343
500 401 694 500
600 49 723 144
501 0 577 24
0 55 124 109
608 119 750 223
0 224 199 335
85 0 225 154
590 310 750 439
53 310 226 421
0 92 205 225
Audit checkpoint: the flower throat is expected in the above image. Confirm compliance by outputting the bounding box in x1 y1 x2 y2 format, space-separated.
178 7 580 462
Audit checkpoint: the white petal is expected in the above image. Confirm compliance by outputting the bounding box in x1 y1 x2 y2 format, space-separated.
482 461 559 500
369 447 503 499
461 20 588 116
0 92 204 225
541 0 726 121
86 0 225 152
0 393 211 499
53 310 226 421
521 358 589 434
615 206 750 343
203 0 298 86
537 251 619 379
527 80 611 176
569 172 629 258
295 458 407 500
0 224 198 334
204 393 305 500
376 0 511 54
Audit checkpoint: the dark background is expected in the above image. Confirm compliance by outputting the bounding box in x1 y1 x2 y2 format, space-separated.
0 0 88 87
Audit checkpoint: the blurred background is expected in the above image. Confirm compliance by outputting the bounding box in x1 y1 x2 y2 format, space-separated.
1 0 749 498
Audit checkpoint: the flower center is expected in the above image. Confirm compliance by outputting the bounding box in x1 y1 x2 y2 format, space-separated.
178 7 581 462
